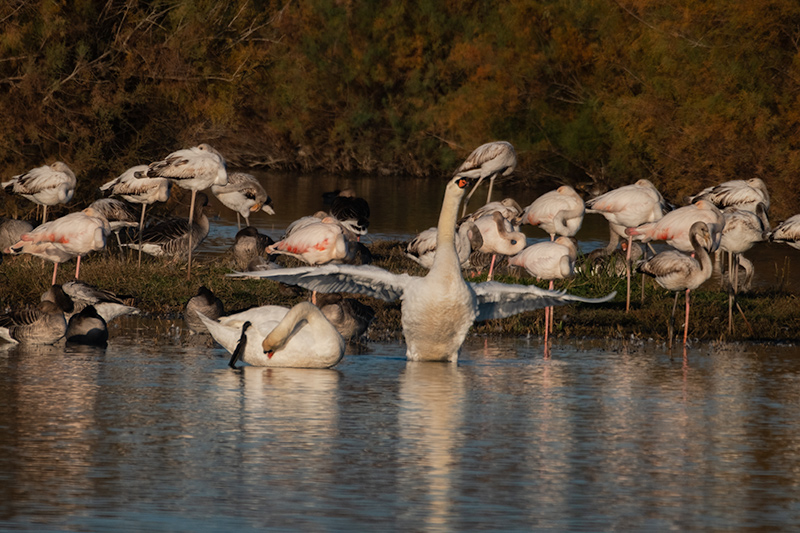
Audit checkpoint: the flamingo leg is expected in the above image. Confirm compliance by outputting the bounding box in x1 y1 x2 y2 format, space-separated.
487 254 497 281
237 213 242 231
668 291 680 350
485 176 496 204
683 288 691 347
187 190 196 279
461 175 488 217
75 255 82 280
51 262 58 286
625 235 633 313
138 203 147 268
42 205 48 225
727 251 734 335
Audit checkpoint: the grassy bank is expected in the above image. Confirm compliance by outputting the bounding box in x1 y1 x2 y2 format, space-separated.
1 240 798 345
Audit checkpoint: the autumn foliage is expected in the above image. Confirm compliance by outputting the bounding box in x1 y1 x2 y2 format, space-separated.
1 1 800 217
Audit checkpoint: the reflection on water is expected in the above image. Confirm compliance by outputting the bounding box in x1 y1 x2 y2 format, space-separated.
3 333 800 530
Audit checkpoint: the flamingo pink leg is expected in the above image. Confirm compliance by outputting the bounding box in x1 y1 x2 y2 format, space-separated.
51 263 58 286
75 255 82 280
487 254 497 281
683 288 691 347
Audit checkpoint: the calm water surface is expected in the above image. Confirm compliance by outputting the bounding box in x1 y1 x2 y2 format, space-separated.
2 319 800 531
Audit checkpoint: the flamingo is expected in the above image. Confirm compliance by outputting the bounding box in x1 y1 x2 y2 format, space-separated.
4 207 110 284
521 185 585 239
65 305 109 346
769 214 800 250
626 200 724 253
0 300 69 345
330 194 370 239
147 143 227 278
455 141 518 216
638 221 714 349
471 211 526 280
461 197 524 224
198 302 345 368
2 161 76 224
123 192 210 260
100 164 171 266
687 178 770 213
211 171 275 230
508 236 578 356
719 205 768 334
406 221 483 270
232 174 615 362
586 179 667 311
184 286 225 334
267 217 349 266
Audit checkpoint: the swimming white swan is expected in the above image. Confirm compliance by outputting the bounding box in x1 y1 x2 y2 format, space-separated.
199 302 345 368
233 175 615 362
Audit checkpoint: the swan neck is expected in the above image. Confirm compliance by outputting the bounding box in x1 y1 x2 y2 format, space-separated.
432 183 463 269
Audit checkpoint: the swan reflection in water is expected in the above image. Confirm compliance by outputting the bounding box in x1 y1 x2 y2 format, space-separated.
398 362 465 529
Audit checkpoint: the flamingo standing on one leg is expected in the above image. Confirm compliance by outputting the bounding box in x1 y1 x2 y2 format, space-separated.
719 204 768 334
101 164 172 267
585 179 667 312
211 171 275 230
626 200 725 253
470 211 526 280
455 141 518 216
146 144 227 278
2 161 77 224
687 178 770 213
637 222 714 350
508 236 578 356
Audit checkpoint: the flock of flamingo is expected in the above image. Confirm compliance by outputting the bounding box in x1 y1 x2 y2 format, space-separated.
0 141 799 365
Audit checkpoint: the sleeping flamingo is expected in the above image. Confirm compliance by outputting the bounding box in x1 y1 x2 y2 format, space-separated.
101 164 171 266
586 179 667 311
687 178 770 213
521 185 585 240
211 171 275 230
3 161 77 224
147 143 227 278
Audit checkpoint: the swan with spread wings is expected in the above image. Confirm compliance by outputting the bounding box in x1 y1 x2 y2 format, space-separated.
233 174 614 362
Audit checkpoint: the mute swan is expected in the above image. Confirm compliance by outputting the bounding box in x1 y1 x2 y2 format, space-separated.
199 301 344 368
2 161 76 224
211 171 274 230
233 175 615 362
147 143 227 278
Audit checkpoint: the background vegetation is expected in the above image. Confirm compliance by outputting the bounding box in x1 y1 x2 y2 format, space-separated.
1 1 800 218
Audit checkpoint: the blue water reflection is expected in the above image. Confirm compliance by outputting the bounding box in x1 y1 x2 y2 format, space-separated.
2 324 800 530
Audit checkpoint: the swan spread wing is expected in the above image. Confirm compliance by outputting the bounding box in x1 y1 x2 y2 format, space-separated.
231 264 414 302
471 281 616 321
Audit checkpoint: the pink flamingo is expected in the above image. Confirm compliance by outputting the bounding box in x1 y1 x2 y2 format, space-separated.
471 211 526 280
4 207 110 284
520 185 585 239
625 200 724 253
638 222 714 349
268 217 349 266
456 141 518 216
586 179 667 311
2 161 76 224
147 144 227 278
508 236 578 356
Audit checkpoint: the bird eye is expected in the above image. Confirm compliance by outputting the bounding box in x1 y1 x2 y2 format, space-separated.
511 240 517 245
